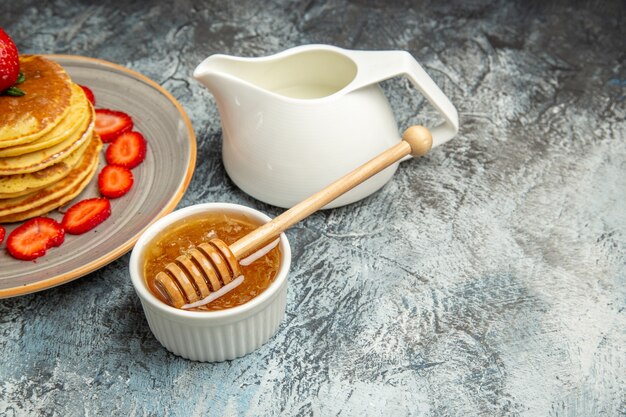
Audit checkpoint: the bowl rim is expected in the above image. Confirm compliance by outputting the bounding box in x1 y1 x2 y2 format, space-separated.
129 202 291 322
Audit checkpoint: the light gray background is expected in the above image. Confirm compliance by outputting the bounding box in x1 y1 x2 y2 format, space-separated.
1 1 624 416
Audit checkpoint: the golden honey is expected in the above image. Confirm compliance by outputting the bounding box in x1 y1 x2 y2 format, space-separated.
143 212 281 311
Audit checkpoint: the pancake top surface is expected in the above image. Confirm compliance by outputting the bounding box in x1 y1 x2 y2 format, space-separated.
0 55 72 146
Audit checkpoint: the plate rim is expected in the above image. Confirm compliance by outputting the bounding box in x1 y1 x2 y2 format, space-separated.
0 54 197 299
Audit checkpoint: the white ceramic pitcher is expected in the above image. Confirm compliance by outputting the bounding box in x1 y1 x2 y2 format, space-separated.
194 44 458 208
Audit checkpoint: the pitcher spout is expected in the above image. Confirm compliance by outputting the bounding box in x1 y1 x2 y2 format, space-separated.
193 55 237 93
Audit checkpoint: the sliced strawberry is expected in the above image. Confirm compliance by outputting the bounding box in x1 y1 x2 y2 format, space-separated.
0 225 5 245
6 217 65 261
105 131 147 169
98 165 134 199
95 109 133 143
62 198 111 235
79 84 95 105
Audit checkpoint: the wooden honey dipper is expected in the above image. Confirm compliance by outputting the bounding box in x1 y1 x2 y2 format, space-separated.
154 126 433 309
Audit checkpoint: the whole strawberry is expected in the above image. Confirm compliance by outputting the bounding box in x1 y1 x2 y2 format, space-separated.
0 27 23 94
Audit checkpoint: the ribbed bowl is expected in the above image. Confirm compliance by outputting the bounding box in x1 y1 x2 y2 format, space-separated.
129 203 291 362
141 279 287 361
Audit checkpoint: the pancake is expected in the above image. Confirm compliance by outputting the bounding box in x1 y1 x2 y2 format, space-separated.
0 134 102 223
0 83 91 158
0 107 94 175
0 156 99 223
0 55 73 148
0 137 91 199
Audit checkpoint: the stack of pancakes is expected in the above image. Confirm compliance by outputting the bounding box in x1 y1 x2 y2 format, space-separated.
0 55 102 223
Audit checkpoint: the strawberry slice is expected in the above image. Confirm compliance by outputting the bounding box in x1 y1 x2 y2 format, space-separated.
0 225 5 245
98 165 134 199
79 84 95 105
62 198 111 235
6 217 65 261
95 109 133 143
105 131 147 168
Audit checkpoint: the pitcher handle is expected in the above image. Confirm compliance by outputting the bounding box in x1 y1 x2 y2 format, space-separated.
347 50 459 152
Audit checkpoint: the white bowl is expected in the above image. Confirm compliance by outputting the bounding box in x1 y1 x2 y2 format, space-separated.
129 203 291 362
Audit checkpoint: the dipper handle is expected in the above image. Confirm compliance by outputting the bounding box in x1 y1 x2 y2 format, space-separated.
229 125 433 258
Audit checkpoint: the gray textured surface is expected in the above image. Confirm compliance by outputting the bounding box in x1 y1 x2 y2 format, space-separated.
1 1 625 416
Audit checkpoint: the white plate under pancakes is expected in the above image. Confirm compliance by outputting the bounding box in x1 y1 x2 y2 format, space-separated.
0 55 196 297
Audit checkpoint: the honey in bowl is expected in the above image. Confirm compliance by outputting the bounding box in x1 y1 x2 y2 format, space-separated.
143 212 281 311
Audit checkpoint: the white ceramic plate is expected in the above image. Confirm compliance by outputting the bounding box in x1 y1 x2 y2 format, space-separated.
0 55 196 298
